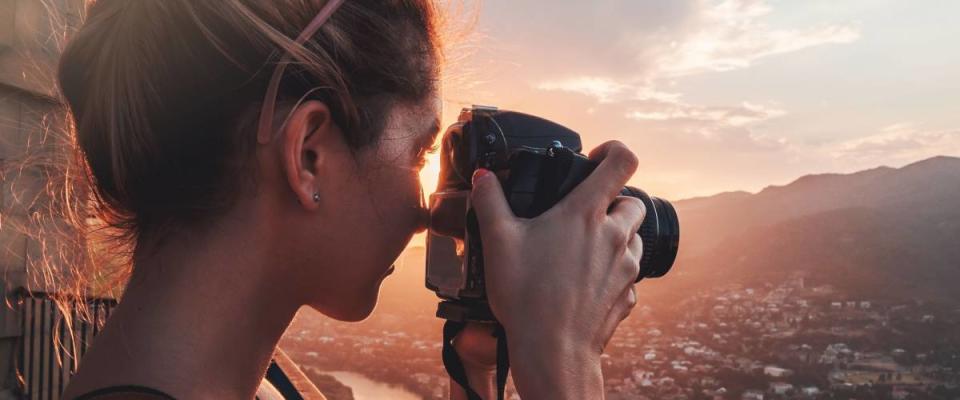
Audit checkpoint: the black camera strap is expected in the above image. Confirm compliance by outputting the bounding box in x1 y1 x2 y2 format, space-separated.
442 320 510 400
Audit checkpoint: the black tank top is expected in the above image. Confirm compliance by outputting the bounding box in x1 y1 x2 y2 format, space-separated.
72 385 176 400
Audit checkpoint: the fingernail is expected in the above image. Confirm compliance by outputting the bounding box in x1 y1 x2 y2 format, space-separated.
472 168 491 185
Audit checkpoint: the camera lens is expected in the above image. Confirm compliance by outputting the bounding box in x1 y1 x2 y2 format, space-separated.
620 186 680 281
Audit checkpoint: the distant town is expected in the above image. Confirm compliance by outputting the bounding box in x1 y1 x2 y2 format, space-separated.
280 274 960 400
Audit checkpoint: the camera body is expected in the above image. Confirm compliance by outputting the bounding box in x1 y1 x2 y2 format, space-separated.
426 106 679 322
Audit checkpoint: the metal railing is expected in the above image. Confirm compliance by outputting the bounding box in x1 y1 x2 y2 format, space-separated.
14 289 115 400
11 289 325 400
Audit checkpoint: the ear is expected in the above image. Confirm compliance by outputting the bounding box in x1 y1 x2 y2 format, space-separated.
280 100 341 210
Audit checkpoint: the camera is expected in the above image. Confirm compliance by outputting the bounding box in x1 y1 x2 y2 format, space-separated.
425 106 680 322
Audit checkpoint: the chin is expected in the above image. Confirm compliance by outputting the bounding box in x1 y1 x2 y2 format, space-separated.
312 284 382 322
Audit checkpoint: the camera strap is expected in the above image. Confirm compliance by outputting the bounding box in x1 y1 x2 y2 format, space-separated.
442 320 510 400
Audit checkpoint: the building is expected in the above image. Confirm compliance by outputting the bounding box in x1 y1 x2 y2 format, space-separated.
0 2 323 399
763 365 793 378
769 382 793 395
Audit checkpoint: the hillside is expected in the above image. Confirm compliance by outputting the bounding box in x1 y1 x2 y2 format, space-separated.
666 156 960 303
382 156 960 315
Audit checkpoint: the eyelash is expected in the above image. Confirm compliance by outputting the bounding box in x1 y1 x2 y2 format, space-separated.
415 144 439 170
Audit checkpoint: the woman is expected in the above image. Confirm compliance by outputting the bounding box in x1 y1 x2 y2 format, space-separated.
57 1 645 399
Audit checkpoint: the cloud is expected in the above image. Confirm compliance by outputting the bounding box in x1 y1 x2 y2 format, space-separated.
535 77 631 103
534 0 861 90
454 0 887 199
829 124 960 164
526 0 855 175
647 0 861 77
537 0 861 95
533 0 859 125
626 101 785 127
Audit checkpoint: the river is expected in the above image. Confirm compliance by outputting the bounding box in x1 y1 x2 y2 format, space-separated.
322 370 423 400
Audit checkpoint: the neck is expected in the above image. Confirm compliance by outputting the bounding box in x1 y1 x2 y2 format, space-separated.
65 213 303 399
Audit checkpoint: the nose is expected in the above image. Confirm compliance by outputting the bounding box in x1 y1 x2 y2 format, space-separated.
414 185 430 233
414 205 430 233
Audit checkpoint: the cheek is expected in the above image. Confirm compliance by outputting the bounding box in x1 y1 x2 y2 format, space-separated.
371 164 423 239
309 146 424 320
365 144 426 232
340 157 423 267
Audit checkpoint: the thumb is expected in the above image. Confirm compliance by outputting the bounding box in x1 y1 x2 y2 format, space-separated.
470 168 513 234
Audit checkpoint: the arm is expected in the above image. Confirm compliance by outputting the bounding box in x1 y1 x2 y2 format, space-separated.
452 329 608 400
507 335 604 400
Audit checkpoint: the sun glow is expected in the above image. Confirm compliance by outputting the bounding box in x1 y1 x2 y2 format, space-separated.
418 141 443 198
409 139 444 249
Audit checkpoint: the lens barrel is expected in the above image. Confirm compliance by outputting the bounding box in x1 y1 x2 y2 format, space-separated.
620 186 680 281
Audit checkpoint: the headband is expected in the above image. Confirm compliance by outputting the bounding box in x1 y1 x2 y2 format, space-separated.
257 0 347 144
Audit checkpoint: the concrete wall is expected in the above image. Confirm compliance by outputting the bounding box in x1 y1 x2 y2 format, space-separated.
0 1 85 398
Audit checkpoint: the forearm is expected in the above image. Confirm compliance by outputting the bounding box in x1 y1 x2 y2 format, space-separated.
507 334 604 400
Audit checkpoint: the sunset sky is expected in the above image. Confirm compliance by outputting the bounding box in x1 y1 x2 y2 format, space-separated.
423 0 960 200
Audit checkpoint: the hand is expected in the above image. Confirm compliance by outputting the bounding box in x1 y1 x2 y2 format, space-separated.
470 141 645 400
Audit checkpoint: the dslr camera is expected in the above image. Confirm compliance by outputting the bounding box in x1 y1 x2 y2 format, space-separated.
426 106 680 322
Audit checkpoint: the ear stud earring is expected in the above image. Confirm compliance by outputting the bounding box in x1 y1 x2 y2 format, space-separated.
313 192 320 203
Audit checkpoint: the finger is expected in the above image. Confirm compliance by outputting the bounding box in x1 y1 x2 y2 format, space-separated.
561 141 639 214
470 168 514 237
599 285 638 351
597 231 642 302
625 233 643 282
627 232 643 260
607 196 647 240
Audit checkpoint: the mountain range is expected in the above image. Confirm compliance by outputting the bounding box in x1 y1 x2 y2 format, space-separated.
668 155 960 303
379 156 960 316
